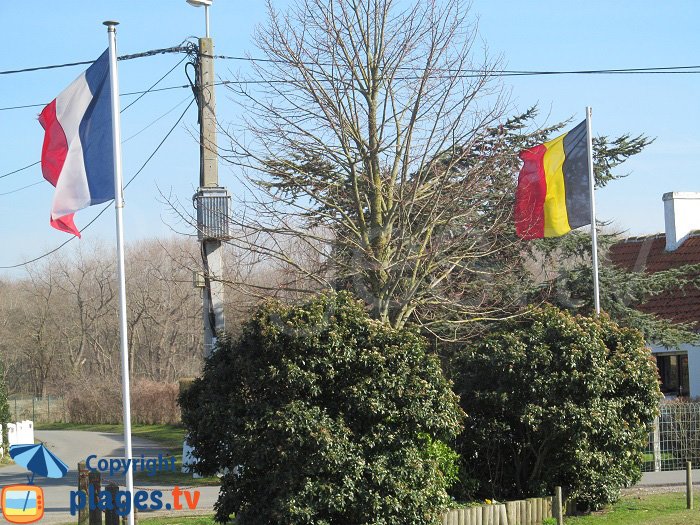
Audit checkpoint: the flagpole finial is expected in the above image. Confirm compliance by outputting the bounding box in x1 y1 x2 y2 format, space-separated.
103 20 120 30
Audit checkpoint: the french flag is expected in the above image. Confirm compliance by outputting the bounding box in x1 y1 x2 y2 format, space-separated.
39 49 115 237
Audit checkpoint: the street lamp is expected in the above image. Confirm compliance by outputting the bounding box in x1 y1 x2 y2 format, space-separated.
186 0 212 38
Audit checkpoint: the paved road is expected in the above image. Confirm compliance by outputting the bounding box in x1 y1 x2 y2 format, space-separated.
641 469 700 486
0 430 220 525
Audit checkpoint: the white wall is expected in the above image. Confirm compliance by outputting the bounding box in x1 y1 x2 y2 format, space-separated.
663 192 700 251
687 346 700 399
0 420 35 458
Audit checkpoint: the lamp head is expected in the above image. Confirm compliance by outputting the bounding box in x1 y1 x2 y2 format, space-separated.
186 0 212 6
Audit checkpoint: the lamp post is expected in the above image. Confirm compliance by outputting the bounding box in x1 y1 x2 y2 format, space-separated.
186 0 212 38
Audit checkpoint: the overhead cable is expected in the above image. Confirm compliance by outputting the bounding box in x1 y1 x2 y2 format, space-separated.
0 99 195 269
0 55 189 180
0 46 188 76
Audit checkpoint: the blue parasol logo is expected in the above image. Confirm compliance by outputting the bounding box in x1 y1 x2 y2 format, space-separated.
9 443 69 484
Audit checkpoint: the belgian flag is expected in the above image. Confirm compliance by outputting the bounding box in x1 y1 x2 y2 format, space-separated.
515 120 591 239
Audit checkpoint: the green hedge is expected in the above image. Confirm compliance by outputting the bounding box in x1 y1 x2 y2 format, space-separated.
0 357 10 447
180 291 463 524
451 306 660 510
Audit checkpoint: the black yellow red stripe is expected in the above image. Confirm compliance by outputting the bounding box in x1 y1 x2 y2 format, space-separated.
515 120 590 239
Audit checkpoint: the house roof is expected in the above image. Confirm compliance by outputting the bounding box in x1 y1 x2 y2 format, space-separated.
609 233 700 325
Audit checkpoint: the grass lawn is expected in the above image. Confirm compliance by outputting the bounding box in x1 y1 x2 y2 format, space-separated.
129 515 222 525
55 493 700 525
36 422 219 486
60 515 223 525
566 492 700 525
641 452 677 471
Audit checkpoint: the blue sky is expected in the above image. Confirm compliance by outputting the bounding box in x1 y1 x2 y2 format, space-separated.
1 1 698 272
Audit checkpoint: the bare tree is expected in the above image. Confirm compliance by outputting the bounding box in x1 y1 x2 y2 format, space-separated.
126 239 203 381
3 266 65 398
51 245 117 375
214 0 525 336
0 238 205 395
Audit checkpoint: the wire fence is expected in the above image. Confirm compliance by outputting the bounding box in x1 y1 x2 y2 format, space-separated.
643 400 700 472
8 395 68 424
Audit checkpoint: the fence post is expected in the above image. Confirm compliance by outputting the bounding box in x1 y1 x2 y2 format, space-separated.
104 483 119 525
88 470 102 525
687 461 693 510
118 507 138 525
47 395 50 422
554 487 564 525
505 501 515 524
653 415 661 472
78 461 89 525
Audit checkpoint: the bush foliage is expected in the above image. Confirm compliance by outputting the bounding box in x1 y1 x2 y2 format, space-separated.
451 306 660 510
66 380 180 425
180 292 463 525
0 358 10 447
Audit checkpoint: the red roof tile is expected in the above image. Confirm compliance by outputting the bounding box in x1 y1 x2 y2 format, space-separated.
609 234 700 326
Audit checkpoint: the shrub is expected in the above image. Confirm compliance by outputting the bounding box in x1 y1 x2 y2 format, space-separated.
0 358 10 447
451 306 660 510
66 380 181 425
180 291 463 525
130 381 180 425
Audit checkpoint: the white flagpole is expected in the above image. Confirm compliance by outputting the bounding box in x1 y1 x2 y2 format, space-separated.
105 21 135 525
586 106 601 315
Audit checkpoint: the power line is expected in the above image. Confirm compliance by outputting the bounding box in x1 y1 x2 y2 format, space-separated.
211 52 700 75
0 161 40 180
0 102 48 112
123 95 193 143
3 43 698 79
0 59 95 76
0 95 194 191
0 84 194 113
4 57 700 114
121 54 189 113
0 44 193 113
6 66 700 114
0 180 43 196
0 98 195 270
0 46 188 76
0 55 189 180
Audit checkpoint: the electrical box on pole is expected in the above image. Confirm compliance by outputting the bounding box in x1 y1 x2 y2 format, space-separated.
194 187 230 241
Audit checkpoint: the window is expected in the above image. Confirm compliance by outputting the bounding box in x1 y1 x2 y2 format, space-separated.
656 353 689 397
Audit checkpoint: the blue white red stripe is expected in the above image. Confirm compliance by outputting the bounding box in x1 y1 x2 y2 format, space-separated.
39 49 114 237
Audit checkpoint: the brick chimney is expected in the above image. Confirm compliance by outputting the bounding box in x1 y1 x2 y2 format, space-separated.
663 192 700 251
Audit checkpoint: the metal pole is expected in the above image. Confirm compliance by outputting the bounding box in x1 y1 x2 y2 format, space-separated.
688 461 694 509
586 106 601 315
204 5 210 38
104 20 135 525
653 416 661 472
